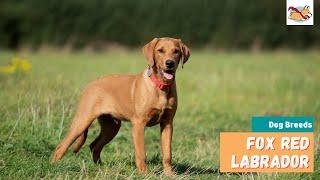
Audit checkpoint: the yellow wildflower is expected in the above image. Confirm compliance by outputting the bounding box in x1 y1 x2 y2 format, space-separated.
0 57 31 74
12 58 31 73
0 65 17 74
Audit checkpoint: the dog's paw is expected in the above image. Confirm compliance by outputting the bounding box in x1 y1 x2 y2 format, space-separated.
164 167 177 176
137 165 148 175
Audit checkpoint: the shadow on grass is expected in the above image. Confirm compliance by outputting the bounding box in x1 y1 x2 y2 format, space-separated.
173 162 218 175
148 154 218 175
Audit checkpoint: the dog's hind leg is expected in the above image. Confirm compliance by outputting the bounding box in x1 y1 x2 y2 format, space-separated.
73 128 88 154
90 114 121 163
51 91 99 163
51 112 97 163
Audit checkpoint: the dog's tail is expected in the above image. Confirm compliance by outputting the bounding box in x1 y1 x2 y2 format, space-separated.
73 128 88 154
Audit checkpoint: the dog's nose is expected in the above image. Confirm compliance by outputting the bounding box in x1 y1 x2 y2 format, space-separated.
165 60 175 69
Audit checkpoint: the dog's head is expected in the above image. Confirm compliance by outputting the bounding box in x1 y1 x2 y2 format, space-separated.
142 37 190 81
301 5 312 19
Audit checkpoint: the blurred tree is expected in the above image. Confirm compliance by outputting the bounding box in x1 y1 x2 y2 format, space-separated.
0 0 319 50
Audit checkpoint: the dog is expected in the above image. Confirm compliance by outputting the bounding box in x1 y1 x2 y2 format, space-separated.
51 37 190 175
288 5 312 21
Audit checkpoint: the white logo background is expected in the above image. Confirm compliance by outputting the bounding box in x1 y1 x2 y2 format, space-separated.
286 0 314 25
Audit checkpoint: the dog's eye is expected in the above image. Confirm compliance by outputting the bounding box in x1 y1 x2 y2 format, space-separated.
173 49 179 54
157 49 164 53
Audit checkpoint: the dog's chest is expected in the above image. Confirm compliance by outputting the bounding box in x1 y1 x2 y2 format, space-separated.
146 96 176 127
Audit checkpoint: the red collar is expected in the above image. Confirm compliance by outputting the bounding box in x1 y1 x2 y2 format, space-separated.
146 68 172 90
150 74 171 90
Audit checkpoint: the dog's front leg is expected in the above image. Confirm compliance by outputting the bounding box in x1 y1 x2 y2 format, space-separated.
160 120 175 175
132 122 147 174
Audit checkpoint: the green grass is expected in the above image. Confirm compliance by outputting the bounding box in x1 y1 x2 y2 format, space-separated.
0 50 319 179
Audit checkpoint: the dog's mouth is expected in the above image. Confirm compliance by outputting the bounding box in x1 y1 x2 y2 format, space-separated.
160 69 175 80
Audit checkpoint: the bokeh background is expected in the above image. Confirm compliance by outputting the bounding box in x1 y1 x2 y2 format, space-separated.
0 0 319 179
1 0 320 50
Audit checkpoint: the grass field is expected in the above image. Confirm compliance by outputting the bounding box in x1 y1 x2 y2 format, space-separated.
0 50 319 179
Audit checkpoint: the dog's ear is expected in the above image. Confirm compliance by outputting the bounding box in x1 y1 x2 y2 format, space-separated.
179 41 191 69
304 5 309 10
142 38 159 67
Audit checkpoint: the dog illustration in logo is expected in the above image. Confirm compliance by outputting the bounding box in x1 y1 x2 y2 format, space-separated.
288 5 312 21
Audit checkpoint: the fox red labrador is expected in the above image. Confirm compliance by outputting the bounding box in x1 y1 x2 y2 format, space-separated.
51 37 190 175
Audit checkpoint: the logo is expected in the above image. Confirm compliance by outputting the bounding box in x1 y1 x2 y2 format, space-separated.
287 0 313 25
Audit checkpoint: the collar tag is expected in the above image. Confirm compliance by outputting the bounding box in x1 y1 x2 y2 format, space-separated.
147 67 152 77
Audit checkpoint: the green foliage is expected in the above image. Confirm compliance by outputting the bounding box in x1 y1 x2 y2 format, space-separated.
0 0 319 49
0 51 319 179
